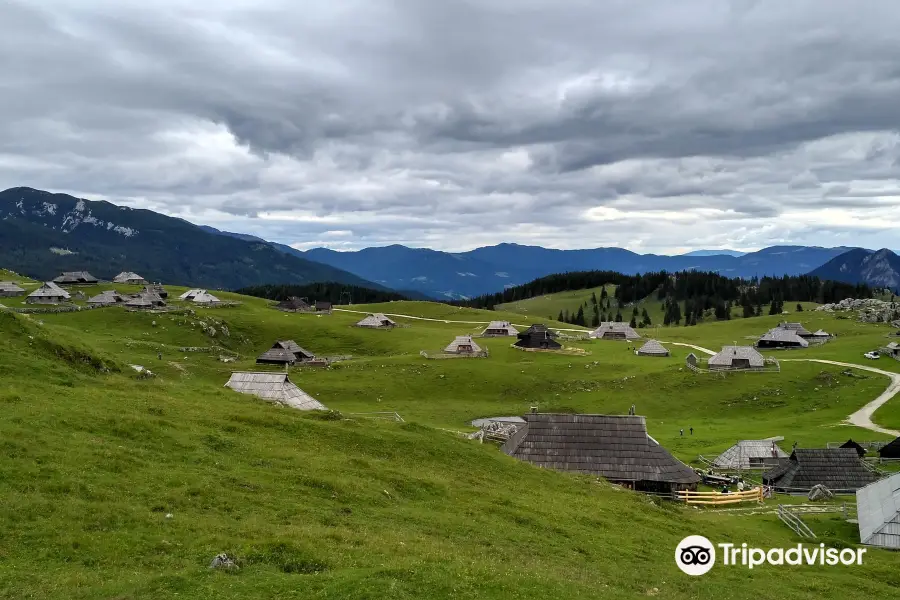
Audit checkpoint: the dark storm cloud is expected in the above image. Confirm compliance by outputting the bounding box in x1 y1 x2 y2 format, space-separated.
1 0 900 253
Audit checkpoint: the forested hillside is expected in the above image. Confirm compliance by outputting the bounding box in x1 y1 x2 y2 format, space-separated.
236 282 411 305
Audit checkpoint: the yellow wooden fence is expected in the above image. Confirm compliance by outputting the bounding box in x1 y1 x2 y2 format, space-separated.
677 487 764 505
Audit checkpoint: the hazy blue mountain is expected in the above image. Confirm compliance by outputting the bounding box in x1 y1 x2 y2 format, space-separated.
809 248 900 292
680 249 747 257
0 187 384 290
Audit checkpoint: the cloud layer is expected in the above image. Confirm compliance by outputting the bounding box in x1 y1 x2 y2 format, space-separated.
3 0 900 253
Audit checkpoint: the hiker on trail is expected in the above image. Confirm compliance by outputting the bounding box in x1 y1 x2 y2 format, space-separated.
680 428 684 437
690 427 694 435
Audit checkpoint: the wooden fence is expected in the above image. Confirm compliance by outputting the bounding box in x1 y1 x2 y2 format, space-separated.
677 487 764 505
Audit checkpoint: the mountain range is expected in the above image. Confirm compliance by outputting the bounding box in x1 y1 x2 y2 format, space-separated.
2 186 897 297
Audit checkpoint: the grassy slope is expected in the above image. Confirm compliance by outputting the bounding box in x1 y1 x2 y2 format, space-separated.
2 290 900 598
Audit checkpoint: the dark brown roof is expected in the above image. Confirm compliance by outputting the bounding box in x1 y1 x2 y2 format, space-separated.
763 448 877 492
315 301 333 310
276 297 311 310
502 414 699 485
273 340 315 360
840 439 867 457
879 436 900 459
520 323 559 338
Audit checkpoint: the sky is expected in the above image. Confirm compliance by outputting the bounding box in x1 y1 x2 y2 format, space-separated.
2 0 900 254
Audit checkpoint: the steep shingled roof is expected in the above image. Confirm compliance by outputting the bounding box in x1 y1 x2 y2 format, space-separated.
708 346 765 368
763 448 877 492
481 321 519 336
443 336 482 354
758 328 809 347
589 322 641 340
356 313 396 328
225 372 326 410
28 282 70 299
712 439 788 469
636 339 669 356
856 473 900 549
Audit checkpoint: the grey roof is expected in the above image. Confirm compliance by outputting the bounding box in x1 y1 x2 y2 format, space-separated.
224 371 326 410
87 290 126 304
811 329 830 337
520 323 558 338
637 339 669 356
482 321 519 335
708 346 765 368
856 473 900 548
778 322 813 336
53 271 98 284
28 282 70 299
713 439 788 469
443 336 482 354
356 313 396 328
471 416 527 428
315 301 333 310
256 347 297 364
113 271 146 283
179 289 205 300
763 448 878 492
273 340 315 360
0 281 25 293
758 328 809 347
191 291 221 304
590 322 641 340
502 414 700 485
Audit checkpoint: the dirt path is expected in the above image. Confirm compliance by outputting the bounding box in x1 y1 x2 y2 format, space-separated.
781 358 900 437
333 308 591 332
662 342 716 355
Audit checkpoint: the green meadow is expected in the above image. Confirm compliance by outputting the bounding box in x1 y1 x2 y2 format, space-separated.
1 284 899 598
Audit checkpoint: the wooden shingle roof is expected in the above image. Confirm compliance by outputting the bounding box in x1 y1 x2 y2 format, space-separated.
878 436 900 459
0 281 25 294
763 448 877 492
636 340 669 356
256 347 297 364
758 328 809 346
708 346 765 367
590 322 641 340
502 414 699 485
356 313 396 328
28 282 70 299
778 322 812 336
482 321 519 335
443 336 482 354
273 340 315 360
712 439 788 469
224 372 326 410
275 297 311 310
53 271 98 284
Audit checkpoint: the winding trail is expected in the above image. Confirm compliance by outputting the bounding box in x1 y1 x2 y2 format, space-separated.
335 310 900 436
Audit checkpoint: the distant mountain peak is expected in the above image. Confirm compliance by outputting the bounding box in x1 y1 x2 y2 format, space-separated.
811 248 900 292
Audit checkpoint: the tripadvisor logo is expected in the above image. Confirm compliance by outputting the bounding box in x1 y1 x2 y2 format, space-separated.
675 536 866 576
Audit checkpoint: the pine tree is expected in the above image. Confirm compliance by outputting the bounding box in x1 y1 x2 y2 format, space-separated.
600 287 608 301
615 310 623 322
558 310 564 322
796 303 803 312
576 306 586 326
769 299 779 315
591 291 598 305
591 310 600 327
629 315 637 328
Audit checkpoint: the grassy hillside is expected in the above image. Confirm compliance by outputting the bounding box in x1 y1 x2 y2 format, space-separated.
2 289 900 598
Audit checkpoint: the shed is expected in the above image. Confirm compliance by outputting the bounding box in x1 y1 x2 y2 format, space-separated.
53 271 99 285
443 336 483 354
87 290 126 306
856 473 900 549
0 281 25 297
712 438 788 470
113 271 148 285
224 372 327 411
255 347 298 366
26 282 70 304
879 436 900 459
589 322 641 341
884 342 900 359
481 321 519 337
636 339 669 357
502 414 700 494
707 346 765 370
315 301 333 313
514 324 562 350
272 340 315 362
762 448 878 493
355 313 397 328
756 328 809 349
274 297 312 312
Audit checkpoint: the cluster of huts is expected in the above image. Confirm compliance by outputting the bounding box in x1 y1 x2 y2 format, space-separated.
274 297 333 314
756 322 831 349
686 345 775 372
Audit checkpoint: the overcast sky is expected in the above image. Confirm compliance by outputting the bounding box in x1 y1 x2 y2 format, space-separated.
2 0 900 254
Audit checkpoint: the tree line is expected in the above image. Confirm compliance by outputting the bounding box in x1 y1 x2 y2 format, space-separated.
236 282 409 305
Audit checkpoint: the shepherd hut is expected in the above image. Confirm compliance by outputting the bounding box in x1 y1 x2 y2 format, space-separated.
712 438 788 470
178 289 204 301
514 324 562 350
878 436 900 460
856 473 900 549
778 322 813 337
273 340 315 362
0 282 25 297
763 448 877 493
224 372 327 411
840 439 868 458
274 297 312 312
87 290 126 306
355 313 397 328
502 414 700 494
26 282 70 304
481 321 519 337
443 336 483 355
707 346 765 371
191 291 221 305
589 322 641 341
255 347 298 366
315 301 333 314
53 271 98 285
636 340 669 357
113 272 148 285
756 328 809 349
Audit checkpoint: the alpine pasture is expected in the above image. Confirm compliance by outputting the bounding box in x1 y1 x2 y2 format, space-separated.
2 285 899 599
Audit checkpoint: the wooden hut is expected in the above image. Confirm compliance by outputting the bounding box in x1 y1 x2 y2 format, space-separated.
514 324 562 350
840 439 868 457
878 436 900 460
315 301 333 314
191 291 221 305
589 322 641 341
763 448 877 493
52 271 98 285
87 290 126 306
481 321 519 337
355 313 397 328
224 372 327 410
636 340 669 357
502 414 700 495
443 336 483 355
274 297 313 312
756 328 809 349
26 282 70 304
144 285 168 299
712 438 787 470
856 473 900 549
778 322 813 337
0 281 25 297
255 347 298 366
113 271 148 285
274 340 315 362
707 346 765 371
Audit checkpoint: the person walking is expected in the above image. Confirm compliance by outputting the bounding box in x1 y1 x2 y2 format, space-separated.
689 426 694 435
680 428 684 437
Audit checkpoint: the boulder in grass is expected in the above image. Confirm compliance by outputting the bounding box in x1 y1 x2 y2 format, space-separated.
808 484 834 501
209 553 238 570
